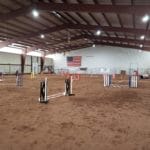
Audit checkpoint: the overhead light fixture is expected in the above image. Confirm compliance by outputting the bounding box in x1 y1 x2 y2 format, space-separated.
140 35 145 40
142 14 149 23
32 10 39 18
139 44 143 48
52 11 57 14
40 34 45 39
92 44 95 47
52 11 61 18
96 30 101 36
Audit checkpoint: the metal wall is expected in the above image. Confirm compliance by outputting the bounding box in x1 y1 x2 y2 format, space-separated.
50 45 150 75
0 52 53 74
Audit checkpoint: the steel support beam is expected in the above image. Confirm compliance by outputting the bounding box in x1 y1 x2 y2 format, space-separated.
0 2 150 22
0 24 66 48
68 23 150 35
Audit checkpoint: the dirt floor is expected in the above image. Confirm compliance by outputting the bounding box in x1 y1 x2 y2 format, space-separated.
0 74 150 150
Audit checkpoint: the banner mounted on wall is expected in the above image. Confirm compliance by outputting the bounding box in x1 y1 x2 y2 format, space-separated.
67 56 82 67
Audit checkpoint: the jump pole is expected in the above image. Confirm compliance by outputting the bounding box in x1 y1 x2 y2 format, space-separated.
16 74 23 86
103 74 138 88
31 72 35 79
70 76 73 95
0 72 4 81
39 77 73 103
103 74 112 87
129 75 138 88
0 74 23 86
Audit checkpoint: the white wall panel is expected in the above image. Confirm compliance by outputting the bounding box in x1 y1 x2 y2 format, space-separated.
50 45 150 74
45 58 53 66
25 55 31 65
0 52 21 74
0 52 20 64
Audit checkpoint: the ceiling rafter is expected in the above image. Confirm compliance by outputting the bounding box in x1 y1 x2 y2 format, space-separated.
60 0 89 36
111 0 126 40
47 1 78 42
13 0 61 33
52 42 91 53
0 24 24 36
92 0 112 37
1 22 150 48
4 32 150 53
16 33 150 52
0 24 66 48
131 0 136 42
86 35 150 46
0 2 51 39
75 0 94 36
35 2 150 14
68 23 150 35
47 34 150 49
1 2 150 22
94 41 150 51
91 0 110 37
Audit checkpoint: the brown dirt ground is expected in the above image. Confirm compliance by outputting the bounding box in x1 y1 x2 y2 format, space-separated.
0 75 150 150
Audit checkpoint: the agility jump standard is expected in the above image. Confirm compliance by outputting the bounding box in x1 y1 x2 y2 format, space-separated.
0 74 23 86
103 74 138 88
39 76 74 103
0 72 4 81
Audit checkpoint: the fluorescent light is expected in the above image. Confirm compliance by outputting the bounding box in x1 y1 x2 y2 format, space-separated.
142 15 149 23
52 11 61 18
139 44 143 48
32 10 39 18
96 30 101 36
0 47 23 54
40 34 45 39
140 35 145 40
27 51 43 57
92 44 95 47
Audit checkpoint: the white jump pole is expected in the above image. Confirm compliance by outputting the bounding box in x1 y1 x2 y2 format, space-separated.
104 74 106 87
16 74 23 86
132 75 138 88
104 74 110 87
70 76 73 95
131 76 134 87
0 73 3 81
39 76 74 103
135 75 138 87
47 92 64 99
45 77 48 102
64 80 66 96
